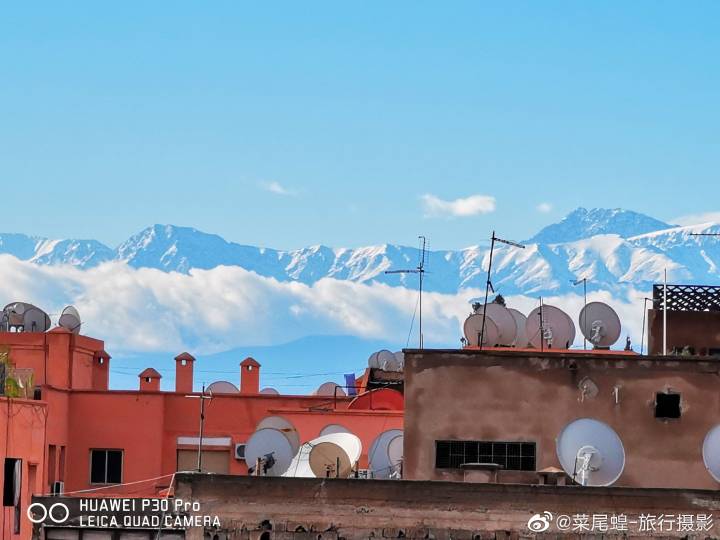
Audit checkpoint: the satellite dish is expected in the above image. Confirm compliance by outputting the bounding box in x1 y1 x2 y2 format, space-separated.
260 387 280 395
315 382 346 397
9 302 26 315
507 308 528 348
475 304 517 346
556 418 625 486
3 302 28 328
368 429 403 479
206 381 239 394
377 349 399 371
368 351 381 369
256 416 300 454
394 351 405 369
463 313 500 347
319 424 350 436
244 428 295 476
309 442 352 478
526 305 575 349
22 307 51 333
579 302 622 348
702 425 720 482
387 434 403 473
283 433 362 478
58 306 82 334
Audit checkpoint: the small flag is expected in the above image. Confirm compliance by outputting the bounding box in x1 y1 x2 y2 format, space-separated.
344 373 357 396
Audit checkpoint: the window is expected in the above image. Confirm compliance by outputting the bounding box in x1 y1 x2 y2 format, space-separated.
655 392 681 419
90 450 123 484
3 458 22 534
435 440 536 471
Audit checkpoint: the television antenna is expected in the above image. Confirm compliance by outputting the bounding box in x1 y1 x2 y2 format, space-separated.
185 383 213 472
479 231 525 350
385 235 427 348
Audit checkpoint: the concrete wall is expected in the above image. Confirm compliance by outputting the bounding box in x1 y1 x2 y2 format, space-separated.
172 473 720 539
404 348 720 489
648 309 720 355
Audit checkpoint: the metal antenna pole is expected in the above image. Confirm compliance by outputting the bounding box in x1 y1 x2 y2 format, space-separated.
479 232 496 351
385 235 427 349
640 297 651 355
480 232 526 349
185 383 213 472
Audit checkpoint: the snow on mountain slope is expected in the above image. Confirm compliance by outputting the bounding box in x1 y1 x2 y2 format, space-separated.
1 209 718 296
526 207 674 244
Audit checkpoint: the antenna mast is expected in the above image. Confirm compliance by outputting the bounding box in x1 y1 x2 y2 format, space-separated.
386 236 427 348
479 231 525 349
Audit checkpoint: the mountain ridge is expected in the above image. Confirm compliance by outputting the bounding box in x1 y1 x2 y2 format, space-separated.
1 208 719 296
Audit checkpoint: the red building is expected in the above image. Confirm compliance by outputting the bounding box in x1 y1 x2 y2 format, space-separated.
0 328 403 540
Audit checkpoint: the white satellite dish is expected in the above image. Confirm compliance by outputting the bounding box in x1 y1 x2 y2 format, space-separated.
475 303 518 346
394 351 405 369
206 381 239 394
368 351 381 369
387 434 403 474
463 313 500 347
260 387 280 395
22 307 51 333
244 428 295 476
526 305 575 349
369 429 403 479
319 424 350 437
507 308 528 348
377 349 399 371
579 302 622 348
58 306 82 334
256 416 300 454
283 433 362 478
556 418 625 486
702 425 720 482
315 382 346 396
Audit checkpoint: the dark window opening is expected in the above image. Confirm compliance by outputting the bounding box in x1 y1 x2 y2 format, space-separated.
655 392 681 419
435 440 536 471
3 458 22 534
90 449 123 484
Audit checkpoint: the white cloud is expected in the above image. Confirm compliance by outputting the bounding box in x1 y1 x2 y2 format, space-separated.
421 194 496 217
260 180 295 196
0 255 648 358
672 211 720 226
536 202 552 213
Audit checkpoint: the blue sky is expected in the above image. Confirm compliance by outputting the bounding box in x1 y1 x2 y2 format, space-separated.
1 2 719 250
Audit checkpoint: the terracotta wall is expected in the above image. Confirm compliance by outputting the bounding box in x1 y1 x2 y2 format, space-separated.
0 398 47 540
62 390 402 493
404 349 720 489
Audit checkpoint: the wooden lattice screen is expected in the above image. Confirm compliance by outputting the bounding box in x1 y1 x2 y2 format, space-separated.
653 284 720 312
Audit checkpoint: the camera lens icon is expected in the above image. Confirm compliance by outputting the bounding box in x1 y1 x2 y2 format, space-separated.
527 511 553 532
27 502 70 524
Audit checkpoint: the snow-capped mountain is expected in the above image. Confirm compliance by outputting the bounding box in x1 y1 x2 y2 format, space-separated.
525 207 674 244
1 208 719 296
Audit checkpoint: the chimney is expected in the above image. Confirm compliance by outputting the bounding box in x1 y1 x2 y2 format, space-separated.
139 368 162 392
240 357 260 394
92 350 111 390
174 352 196 393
